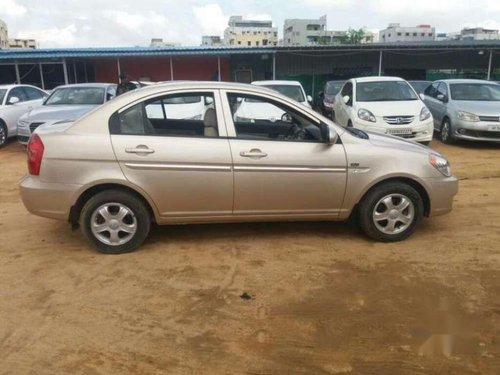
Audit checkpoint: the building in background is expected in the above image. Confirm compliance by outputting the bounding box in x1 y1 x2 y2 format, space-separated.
379 23 435 43
0 19 8 49
202 36 223 46
224 16 277 47
8 38 36 49
150 38 180 47
457 27 499 41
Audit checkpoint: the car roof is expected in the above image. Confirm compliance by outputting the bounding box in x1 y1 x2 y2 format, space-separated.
0 84 42 90
52 83 116 90
353 76 406 83
252 80 303 86
438 79 496 84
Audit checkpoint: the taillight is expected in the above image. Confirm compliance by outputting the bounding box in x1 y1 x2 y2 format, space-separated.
27 134 44 175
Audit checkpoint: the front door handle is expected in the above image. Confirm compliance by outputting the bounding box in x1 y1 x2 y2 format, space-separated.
125 145 155 154
240 149 267 159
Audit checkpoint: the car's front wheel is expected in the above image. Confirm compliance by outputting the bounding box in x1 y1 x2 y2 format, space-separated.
440 118 455 144
0 121 7 148
80 190 151 254
358 182 423 242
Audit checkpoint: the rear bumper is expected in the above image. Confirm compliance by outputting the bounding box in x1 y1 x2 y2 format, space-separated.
19 175 80 221
422 176 459 217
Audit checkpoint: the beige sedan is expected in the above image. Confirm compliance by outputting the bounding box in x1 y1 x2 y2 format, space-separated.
20 82 458 254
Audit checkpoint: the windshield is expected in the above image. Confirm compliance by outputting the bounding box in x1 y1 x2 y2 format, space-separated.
325 82 344 95
409 81 431 94
450 83 500 101
45 87 106 105
262 84 305 102
356 81 418 102
0 89 7 104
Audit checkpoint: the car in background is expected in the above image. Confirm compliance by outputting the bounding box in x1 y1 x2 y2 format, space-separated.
318 80 345 118
19 81 458 254
252 80 312 108
333 76 434 145
17 83 117 145
408 80 431 95
423 79 500 144
0 84 48 147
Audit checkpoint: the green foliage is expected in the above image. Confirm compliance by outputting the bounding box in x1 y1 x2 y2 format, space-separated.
340 28 366 45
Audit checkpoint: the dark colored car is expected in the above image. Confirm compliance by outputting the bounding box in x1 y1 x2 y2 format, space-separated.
318 80 344 118
409 81 432 95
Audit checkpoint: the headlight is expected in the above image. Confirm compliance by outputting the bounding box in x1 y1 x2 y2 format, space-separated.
429 154 452 177
358 108 376 122
457 111 479 122
420 106 431 121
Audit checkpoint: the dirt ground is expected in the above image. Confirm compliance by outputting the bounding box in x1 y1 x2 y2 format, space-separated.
1 138 499 374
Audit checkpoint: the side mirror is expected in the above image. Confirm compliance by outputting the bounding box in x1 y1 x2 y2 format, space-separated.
419 93 425 101
204 96 214 106
342 95 350 105
281 113 293 123
328 126 338 145
307 95 313 103
8 96 20 105
437 94 448 103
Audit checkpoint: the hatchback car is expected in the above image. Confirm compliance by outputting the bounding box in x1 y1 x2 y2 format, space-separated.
0 84 48 147
423 79 500 144
333 77 434 144
318 80 345 118
252 80 312 107
17 83 117 144
20 82 458 254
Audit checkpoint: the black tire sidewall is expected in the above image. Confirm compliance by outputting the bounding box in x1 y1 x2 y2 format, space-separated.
0 122 7 148
80 190 151 254
358 183 424 242
441 119 454 144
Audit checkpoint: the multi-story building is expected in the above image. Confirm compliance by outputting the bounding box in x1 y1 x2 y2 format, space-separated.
379 23 435 43
150 38 180 47
0 19 9 49
458 27 499 41
8 38 37 49
224 16 277 47
202 36 223 46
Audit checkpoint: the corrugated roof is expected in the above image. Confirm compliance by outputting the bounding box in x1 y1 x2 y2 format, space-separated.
0 46 277 60
0 40 498 61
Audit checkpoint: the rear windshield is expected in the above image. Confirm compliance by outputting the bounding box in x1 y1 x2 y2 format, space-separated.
262 84 305 102
45 87 106 105
325 82 344 95
356 81 418 102
0 89 6 104
450 83 500 101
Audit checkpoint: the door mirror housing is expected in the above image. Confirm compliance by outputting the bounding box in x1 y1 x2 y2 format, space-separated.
342 95 351 105
419 93 425 101
321 123 338 145
437 94 448 103
306 95 313 103
8 96 20 105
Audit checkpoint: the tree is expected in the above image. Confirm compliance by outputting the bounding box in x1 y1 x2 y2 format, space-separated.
340 28 366 45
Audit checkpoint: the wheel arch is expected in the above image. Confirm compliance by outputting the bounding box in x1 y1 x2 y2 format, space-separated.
69 182 159 228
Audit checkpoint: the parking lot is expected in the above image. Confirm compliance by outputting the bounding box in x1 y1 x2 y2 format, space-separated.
0 139 499 373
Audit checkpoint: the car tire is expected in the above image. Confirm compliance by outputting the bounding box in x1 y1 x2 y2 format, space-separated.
358 182 424 242
0 121 7 148
80 190 151 254
347 120 353 128
440 118 455 144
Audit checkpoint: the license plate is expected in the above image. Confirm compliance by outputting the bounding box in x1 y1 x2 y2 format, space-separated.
386 128 412 135
488 125 500 131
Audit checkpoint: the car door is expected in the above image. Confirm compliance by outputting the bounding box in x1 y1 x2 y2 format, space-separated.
22 85 47 107
2 87 33 135
434 82 449 125
423 82 441 129
336 81 353 127
221 90 347 218
110 90 233 221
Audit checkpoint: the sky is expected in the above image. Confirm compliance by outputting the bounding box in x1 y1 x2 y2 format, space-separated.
1 0 500 48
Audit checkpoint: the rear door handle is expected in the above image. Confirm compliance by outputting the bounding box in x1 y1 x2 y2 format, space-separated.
240 149 267 158
125 145 155 154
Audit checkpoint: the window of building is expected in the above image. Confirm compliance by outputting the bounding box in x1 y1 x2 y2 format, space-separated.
256 41 260 46
413 32 417 36
247 41 251 46
405 32 410 36
397 32 402 36
428 33 433 37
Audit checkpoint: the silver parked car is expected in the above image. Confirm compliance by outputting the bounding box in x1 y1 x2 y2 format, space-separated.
0 84 48 147
423 79 500 144
17 83 117 144
20 82 458 254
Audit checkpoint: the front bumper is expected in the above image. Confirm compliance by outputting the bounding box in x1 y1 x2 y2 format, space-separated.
422 176 459 217
19 175 81 221
17 122 32 145
352 117 434 143
452 119 500 142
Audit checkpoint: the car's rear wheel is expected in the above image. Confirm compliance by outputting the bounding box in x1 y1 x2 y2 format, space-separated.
80 190 151 254
358 182 423 242
440 119 455 144
0 121 7 148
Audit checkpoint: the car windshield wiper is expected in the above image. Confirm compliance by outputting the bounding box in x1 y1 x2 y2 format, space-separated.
346 127 369 139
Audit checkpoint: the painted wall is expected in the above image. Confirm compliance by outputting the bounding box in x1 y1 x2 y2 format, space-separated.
93 56 230 83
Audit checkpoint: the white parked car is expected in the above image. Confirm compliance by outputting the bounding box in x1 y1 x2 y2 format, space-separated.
0 84 48 147
252 80 312 108
333 77 434 145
